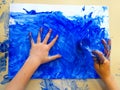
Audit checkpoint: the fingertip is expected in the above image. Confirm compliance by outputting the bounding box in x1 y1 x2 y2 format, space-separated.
92 50 102 55
56 35 59 38
92 50 104 59
40 27 43 32
40 27 42 31
92 50 98 55
101 39 106 44
101 39 104 41
49 28 52 33
29 32 32 42
108 39 111 46
29 32 32 36
29 32 31 39
108 38 111 41
57 54 62 58
29 32 35 45
54 54 62 59
49 54 62 61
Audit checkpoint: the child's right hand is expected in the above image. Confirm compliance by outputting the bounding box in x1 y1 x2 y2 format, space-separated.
92 39 111 81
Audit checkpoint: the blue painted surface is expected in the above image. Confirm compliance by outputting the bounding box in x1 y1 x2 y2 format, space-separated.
0 40 11 84
0 40 8 73
40 79 89 90
40 80 60 90
40 80 89 90
0 74 11 84
9 6 109 79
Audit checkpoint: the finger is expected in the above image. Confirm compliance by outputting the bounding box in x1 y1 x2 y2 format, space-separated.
108 39 111 51
43 29 52 44
92 55 100 69
101 39 109 56
37 28 43 43
92 50 106 64
107 39 111 59
94 61 99 69
106 39 111 59
106 50 110 60
102 39 111 59
29 32 35 46
48 35 58 49
48 54 61 61
37 31 41 43
106 51 110 60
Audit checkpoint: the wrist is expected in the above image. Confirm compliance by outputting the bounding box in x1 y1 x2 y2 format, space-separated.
102 74 113 83
26 56 42 67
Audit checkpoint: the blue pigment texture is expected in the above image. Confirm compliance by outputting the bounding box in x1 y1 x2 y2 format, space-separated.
9 7 109 79
0 40 8 73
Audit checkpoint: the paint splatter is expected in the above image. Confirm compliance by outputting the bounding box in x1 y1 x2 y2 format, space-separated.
0 74 11 84
1 0 6 4
9 6 109 79
40 80 60 90
0 40 9 73
0 57 6 73
0 40 11 84
40 80 89 90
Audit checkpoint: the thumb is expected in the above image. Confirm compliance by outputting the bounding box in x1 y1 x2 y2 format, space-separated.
48 54 61 61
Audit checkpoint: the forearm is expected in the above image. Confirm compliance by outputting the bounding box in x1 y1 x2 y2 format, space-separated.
103 75 119 90
5 29 60 90
6 56 40 90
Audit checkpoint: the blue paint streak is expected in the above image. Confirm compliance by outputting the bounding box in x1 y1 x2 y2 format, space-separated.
82 6 85 11
40 80 60 90
2 0 6 4
0 40 11 84
102 6 108 11
0 40 9 52
9 7 109 79
40 80 89 90
0 74 11 84
0 40 9 73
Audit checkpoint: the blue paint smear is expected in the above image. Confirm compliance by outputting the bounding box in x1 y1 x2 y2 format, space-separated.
0 40 11 84
40 80 89 90
9 7 109 79
0 74 11 84
40 80 60 90
0 40 9 73
1 0 6 4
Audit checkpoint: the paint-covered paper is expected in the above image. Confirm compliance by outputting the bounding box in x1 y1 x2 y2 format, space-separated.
9 4 109 79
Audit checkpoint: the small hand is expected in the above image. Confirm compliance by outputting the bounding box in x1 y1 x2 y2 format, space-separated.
92 39 111 80
29 28 61 66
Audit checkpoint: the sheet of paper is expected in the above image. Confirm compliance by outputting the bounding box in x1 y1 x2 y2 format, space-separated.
9 4 109 79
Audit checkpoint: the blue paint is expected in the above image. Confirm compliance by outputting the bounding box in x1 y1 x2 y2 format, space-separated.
0 74 11 84
0 0 14 84
2 0 6 4
102 6 108 11
23 8 37 15
82 6 85 11
67 80 81 90
0 40 9 73
0 57 6 72
9 6 109 79
0 40 9 52
40 80 89 90
0 40 10 84
40 80 60 90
